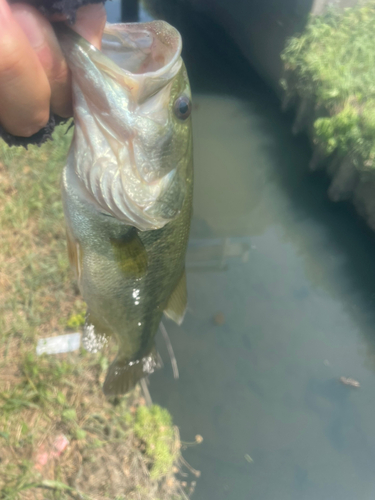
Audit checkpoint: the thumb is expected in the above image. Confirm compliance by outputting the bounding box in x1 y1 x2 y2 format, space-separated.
73 3 107 50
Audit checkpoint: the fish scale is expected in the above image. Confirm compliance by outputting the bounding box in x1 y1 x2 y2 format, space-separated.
57 21 193 395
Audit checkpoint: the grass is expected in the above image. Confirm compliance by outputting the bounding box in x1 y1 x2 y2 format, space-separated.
281 1 375 166
133 406 175 480
0 125 74 344
0 126 199 499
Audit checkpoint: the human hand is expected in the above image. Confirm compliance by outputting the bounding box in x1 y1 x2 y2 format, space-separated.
0 0 106 137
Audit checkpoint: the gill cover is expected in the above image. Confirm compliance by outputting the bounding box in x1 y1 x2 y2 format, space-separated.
55 21 190 230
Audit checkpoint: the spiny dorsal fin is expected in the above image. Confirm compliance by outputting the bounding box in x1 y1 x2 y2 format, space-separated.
164 270 187 326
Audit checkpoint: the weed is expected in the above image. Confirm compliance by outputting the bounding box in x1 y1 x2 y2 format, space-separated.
281 2 375 165
133 405 176 480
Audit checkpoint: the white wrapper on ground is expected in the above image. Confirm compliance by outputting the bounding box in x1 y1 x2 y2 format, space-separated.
36 333 81 355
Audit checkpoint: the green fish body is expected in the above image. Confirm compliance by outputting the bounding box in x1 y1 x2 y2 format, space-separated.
57 22 193 395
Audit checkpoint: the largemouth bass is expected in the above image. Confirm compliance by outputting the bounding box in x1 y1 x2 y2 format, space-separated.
55 21 193 396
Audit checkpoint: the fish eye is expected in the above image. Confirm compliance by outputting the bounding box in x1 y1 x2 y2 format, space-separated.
174 95 191 120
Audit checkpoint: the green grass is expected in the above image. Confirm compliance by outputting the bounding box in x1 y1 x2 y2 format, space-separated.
0 347 165 499
281 1 375 165
0 125 74 345
133 405 175 480
0 127 196 499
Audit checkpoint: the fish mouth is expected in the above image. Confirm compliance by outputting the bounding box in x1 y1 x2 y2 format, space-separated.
55 20 183 101
101 21 182 78
99 21 183 101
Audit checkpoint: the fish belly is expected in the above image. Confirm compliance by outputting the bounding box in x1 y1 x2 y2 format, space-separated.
61 161 192 395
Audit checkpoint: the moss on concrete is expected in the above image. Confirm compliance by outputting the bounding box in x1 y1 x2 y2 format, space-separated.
281 2 375 230
282 1 375 166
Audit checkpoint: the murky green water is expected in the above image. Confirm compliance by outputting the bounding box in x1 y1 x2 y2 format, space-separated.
106 4 375 499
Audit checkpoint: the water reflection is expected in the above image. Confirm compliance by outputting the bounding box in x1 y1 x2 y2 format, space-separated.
187 236 249 272
128 4 375 500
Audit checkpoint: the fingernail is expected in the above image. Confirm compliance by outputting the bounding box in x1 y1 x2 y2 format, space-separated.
11 7 45 48
0 0 12 28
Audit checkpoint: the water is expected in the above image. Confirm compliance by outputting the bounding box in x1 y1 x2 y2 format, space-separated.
104 0 153 23
107 4 375 499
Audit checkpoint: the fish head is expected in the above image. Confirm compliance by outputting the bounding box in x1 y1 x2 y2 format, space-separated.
57 21 193 230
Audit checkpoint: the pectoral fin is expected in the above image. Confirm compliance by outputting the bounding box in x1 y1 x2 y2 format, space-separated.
164 270 187 326
110 229 148 278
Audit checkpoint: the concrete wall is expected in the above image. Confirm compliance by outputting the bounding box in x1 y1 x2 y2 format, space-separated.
184 0 360 95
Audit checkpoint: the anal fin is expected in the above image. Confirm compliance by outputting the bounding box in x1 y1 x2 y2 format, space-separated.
164 270 187 326
103 346 160 396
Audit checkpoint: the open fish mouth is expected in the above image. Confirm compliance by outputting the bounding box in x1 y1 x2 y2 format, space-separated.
56 21 189 230
88 21 184 102
56 20 183 93
102 21 182 79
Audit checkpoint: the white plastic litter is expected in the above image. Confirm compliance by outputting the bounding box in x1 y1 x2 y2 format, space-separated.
36 333 81 355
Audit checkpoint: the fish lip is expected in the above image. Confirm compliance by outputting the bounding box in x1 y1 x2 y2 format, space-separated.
102 21 183 80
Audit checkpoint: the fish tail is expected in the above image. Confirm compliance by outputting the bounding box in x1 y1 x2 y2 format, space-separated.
103 346 160 396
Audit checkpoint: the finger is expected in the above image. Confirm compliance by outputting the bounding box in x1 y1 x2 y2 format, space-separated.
0 0 50 137
11 3 72 118
73 3 107 50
